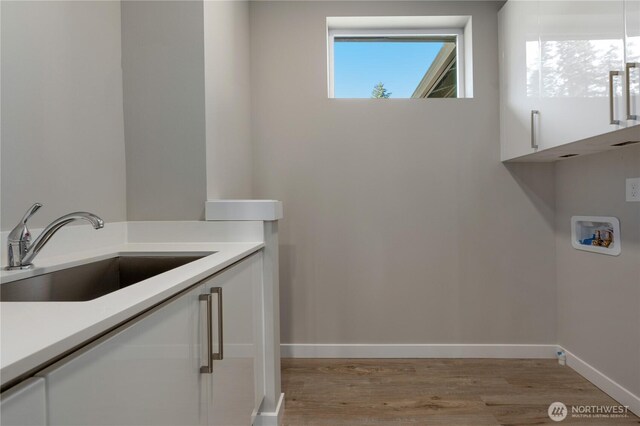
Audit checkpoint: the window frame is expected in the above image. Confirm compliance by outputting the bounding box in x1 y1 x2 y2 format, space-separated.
327 27 466 99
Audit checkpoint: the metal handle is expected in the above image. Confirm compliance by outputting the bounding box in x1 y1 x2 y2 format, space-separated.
7 203 43 267
609 70 622 125
211 287 223 360
199 293 213 374
20 203 42 225
530 110 539 149
9 203 42 241
626 63 639 121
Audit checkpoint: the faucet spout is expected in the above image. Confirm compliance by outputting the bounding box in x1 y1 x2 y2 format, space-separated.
5 206 104 270
21 212 104 266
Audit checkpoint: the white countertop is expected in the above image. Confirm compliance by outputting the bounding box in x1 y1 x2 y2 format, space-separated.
0 241 263 387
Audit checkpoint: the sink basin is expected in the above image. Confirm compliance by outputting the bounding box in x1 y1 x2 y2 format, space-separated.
0 254 211 302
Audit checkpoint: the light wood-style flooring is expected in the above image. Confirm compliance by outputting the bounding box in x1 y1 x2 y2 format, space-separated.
281 359 640 425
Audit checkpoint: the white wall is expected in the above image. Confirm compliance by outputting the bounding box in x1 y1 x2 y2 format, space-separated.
121 1 207 221
1 0 253 229
204 1 253 200
1 1 127 230
250 1 557 345
556 145 640 398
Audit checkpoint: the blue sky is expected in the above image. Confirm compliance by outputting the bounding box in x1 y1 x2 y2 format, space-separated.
334 41 444 98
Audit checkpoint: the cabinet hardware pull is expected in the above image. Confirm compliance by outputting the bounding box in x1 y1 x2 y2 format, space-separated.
609 70 622 125
626 63 639 121
199 293 213 374
530 110 539 149
211 287 223 361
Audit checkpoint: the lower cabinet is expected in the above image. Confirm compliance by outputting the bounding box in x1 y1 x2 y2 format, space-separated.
0 377 47 426
202 253 265 425
32 253 264 426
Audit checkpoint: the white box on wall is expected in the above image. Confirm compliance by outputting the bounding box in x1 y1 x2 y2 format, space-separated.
570 216 621 256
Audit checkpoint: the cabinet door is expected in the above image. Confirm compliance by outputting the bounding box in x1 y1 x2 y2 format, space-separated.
0 378 47 426
39 283 209 426
538 0 627 149
203 253 264 426
499 0 541 161
625 0 640 124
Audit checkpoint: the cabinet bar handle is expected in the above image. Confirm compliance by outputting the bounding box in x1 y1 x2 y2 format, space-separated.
199 293 213 374
211 287 223 361
530 110 539 149
626 63 639 121
609 70 622 125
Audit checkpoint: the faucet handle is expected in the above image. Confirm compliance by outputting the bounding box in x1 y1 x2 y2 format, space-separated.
6 203 42 268
19 203 43 225
8 203 42 242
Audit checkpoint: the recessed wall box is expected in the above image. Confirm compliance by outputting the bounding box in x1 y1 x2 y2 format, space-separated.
571 216 621 256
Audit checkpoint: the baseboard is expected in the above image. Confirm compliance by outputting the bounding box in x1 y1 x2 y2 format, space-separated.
253 393 285 426
564 348 640 417
281 343 558 359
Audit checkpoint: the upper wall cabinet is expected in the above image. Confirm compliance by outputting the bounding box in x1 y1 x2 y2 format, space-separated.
499 0 640 162
626 0 640 122
537 1 627 147
499 0 540 161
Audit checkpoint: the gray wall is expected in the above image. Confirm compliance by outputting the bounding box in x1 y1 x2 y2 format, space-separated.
121 1 207 221
250 1 557 345
1 1 127 230
556 145 640 397
204 1 253 200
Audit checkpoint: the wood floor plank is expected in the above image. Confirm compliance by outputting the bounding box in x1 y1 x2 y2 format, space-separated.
281 359 640 425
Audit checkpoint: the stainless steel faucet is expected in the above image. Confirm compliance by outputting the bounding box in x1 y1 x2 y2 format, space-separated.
5 203 104 270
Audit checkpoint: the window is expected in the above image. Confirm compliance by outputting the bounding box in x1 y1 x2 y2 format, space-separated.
327 16 472 99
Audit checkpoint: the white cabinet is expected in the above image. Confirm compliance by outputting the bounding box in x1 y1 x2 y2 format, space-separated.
202 254 264 426
499 0 640 161
0 378 47 426
537 0 627 148
499 0 540 161
40 282 209 426
37 253 264 426
625 0 640 123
